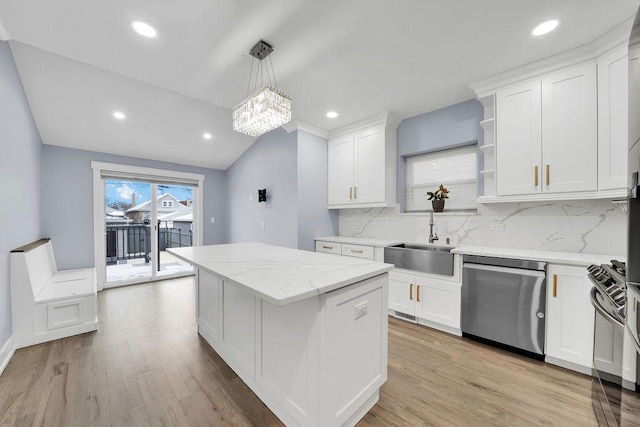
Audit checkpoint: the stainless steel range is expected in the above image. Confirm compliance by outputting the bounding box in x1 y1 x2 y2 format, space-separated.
588 261 626 326
588 261 628 426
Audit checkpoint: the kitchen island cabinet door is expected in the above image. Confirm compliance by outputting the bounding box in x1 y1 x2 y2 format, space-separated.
545 264 594 372
197 269 222 343
541 63 598 194
496 80 542 196
222 281 256 377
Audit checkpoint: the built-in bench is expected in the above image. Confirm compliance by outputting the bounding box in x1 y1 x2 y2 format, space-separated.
10 238 98 349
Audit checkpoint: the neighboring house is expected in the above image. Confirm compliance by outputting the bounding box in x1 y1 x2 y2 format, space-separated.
158 210 193 233
126 193 191 224
105 207 132 224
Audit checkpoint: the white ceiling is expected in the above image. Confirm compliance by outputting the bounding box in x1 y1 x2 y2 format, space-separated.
1 0 639 169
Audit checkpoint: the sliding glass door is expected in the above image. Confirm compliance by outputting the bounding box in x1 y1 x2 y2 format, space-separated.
105 180 153 283
103 179 196 287
155 183 194 278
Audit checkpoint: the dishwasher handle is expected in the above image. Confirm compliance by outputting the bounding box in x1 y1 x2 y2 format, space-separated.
463 262 546 278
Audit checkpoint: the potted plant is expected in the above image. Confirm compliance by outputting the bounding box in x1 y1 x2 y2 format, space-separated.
426 185 449 212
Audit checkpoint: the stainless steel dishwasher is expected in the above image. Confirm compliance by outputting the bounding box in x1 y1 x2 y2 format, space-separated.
462 255 546 355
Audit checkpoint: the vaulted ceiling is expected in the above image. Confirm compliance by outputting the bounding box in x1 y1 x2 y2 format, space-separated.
1 0 639 169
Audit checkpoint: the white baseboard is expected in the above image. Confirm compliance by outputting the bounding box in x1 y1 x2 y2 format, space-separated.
0 335 16 377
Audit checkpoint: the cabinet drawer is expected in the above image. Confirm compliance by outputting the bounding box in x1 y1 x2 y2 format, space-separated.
315 241 342 255
342 244 374 260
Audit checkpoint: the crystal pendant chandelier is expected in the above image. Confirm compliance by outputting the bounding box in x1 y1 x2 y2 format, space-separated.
233 40 292 137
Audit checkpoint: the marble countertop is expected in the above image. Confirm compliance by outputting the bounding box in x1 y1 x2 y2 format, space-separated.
452 246 625 267
315 236 403 247
168 243 394 306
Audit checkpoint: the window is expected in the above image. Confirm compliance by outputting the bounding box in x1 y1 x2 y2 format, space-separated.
162 200 173 208
405 145 477 212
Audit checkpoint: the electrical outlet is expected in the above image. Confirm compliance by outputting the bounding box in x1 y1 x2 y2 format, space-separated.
354 301 368 320
249 192 253 201
490 221 505 231
261 221 265 230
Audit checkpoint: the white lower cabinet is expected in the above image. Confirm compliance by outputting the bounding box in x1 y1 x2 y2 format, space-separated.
314 241 342 255
388 270 461 335
545 264 594 372
315 240 384 262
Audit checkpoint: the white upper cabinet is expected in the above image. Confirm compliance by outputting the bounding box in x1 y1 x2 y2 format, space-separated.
496 81 542 196
598 45 629 191
496 63 597 196
354 127 387 204
327 135 355 206
541 63 598 193
327 114 398 209
473 26 629 202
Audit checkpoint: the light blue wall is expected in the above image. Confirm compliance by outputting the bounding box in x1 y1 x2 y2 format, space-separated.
297 131 339 251
225 128 299 248
41 145 227 269
0 42 43 348
396 99 483 211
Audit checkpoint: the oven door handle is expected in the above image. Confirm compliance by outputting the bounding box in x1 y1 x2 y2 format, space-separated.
590 287 624 328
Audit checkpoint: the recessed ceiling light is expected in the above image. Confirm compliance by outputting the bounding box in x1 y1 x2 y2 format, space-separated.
130 20 157 38
113 111 126 120
531 18 561 37
203 133 212 140
326 111 338 118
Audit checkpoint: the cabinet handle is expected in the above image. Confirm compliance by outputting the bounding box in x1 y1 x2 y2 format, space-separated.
534 166 539 186
417 285 420 302
546 164 550 186
349 187 353 200
350 249 364 254
553 274 557 298
409 283 413 300
354 186 357 199
322 245 333 250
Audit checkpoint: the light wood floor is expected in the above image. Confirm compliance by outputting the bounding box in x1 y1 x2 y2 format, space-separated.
1 277 639 426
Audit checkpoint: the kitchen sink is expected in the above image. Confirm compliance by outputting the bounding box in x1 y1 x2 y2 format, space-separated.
384 243 454 276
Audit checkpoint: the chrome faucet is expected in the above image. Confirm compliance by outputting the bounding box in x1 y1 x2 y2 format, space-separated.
429 211 439 243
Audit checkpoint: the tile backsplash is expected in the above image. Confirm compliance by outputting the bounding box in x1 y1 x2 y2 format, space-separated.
339 200 627 256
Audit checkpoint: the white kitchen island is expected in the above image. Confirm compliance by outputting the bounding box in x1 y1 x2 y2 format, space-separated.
168 243 393 427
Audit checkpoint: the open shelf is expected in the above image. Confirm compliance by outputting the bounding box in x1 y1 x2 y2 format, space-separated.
480 118 495 129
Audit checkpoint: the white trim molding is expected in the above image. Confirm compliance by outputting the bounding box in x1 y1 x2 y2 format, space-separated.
91 161 205 291
0 16 10 41
0 335 16 377
469 16 634 97
328 112 402 139
282 121 329 139
91 161 206 184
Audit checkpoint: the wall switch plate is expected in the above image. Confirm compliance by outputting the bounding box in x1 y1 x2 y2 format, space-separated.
249 192 253 201
354 301 368 320
261 221 265 230
210 217 215 224
490 221 505 231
